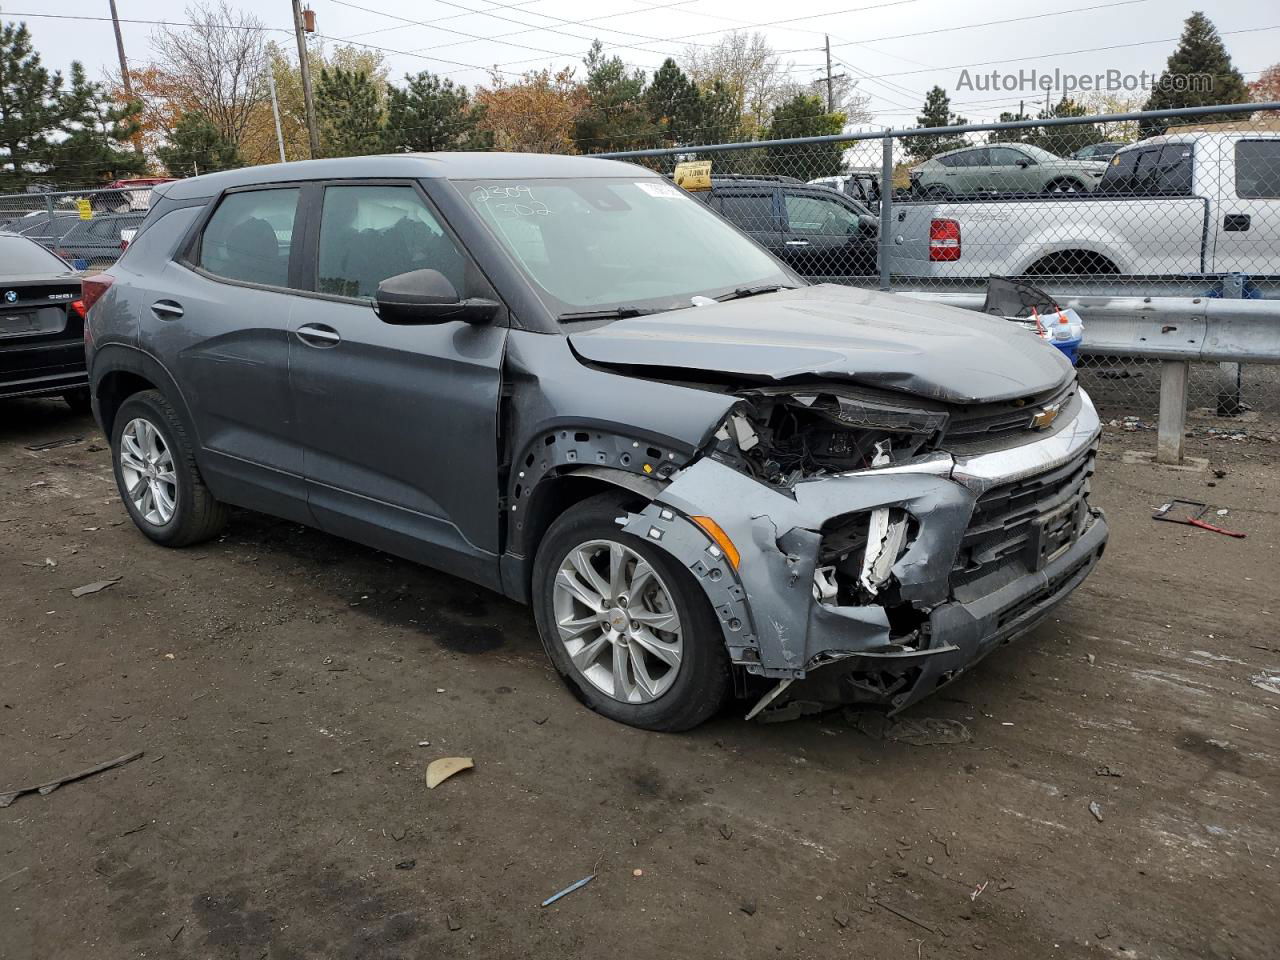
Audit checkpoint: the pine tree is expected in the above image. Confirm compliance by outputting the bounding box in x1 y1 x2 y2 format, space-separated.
383 72 491 153
157 111 241 176
572 40 655 152
0 21 65 190
764 93 845 178
1032 98 1103 156
45 63 146 186
316 66 384 158
904 86 968 161
1141 12 1251 135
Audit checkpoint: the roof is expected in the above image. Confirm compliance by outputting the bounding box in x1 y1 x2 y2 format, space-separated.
1120 130 1280 149
160 152 656 201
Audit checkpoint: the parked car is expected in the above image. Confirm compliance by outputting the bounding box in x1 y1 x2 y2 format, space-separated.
1071 141 1125 162
0 234 88 409
54 212 146 268
687 174 878 278
887 132 1280 279
86 154 1107 731
911 144 1108 197
14 212 82 247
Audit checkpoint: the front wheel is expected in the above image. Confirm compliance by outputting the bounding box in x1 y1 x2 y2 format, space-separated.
1046 178 1084 194
110 389 227 547
531 495 730 731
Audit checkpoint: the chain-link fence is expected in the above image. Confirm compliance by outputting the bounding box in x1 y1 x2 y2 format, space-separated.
602 101 1280 425
0 184 162 270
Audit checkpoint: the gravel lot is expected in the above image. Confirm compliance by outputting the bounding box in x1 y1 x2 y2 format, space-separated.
2 399 1277 960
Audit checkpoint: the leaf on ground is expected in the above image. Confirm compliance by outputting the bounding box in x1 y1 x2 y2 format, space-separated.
425 757 473 789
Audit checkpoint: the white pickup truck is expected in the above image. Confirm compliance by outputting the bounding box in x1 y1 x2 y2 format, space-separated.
886 132 1280 281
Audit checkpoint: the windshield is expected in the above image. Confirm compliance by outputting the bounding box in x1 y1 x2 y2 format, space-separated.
456 177 795 318
0 235 69 275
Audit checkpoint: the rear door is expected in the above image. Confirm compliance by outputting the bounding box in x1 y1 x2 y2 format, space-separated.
156 184 308 522
1211 138 1280 276
710 188 784 258
781 189 874 278
286 180 508 586
987 147 1040 194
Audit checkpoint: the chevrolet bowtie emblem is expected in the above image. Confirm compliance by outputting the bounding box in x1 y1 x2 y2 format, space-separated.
1031 403 1061 429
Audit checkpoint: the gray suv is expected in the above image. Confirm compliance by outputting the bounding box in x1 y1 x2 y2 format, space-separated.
85 154 1107 730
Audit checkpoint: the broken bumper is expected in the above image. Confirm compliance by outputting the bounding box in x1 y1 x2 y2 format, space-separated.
622 390 1108 710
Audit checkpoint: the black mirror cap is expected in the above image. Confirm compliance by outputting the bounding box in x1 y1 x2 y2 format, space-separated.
374 269 500 325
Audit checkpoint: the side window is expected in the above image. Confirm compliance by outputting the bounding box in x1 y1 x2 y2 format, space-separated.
1235 140 1280 199
785 193 861 237
198 188 299 288
1155 144 1193 195
717 193 776 233
1099 149 1139 193
938 153 962 168
988 147 1027 166
317 184 467 300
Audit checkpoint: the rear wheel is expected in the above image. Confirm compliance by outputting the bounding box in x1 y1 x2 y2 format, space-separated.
110 390 226 547
532 495 730 731
1046 177 1085 194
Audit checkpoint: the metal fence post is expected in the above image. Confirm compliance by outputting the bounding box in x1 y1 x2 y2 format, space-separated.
1216 272 1245 417
878 134 892 292
1157 360 1190 464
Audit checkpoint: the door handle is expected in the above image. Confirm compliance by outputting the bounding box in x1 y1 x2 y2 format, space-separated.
1223 213 1251 232
151 300 184 320
296 323 341 347
785 239 811 246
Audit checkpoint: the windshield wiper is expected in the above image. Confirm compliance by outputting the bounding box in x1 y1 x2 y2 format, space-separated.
558 306 652 322
716 284 796 303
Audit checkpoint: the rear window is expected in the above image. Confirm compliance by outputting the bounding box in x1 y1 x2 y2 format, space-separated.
197 188 300 288
0 235 68 274
716 193 776 232
1235 140 1280 199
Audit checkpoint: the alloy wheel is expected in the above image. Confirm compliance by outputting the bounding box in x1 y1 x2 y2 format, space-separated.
119 417 178 526
552 539 683 704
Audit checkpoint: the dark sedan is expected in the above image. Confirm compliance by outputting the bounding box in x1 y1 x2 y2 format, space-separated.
0 235 89 409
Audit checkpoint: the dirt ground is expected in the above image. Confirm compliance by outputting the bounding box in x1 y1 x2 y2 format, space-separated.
1 399 1277 960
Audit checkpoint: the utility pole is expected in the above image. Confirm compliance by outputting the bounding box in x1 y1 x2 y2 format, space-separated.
108 0 144 156
291 0 321 159
821 36 847 114
267 67 287 164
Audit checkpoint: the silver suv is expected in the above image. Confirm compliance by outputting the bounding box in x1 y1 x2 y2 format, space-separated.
85 154 1107 730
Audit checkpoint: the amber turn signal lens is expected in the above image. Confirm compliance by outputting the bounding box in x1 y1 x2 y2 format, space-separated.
690 515 740 570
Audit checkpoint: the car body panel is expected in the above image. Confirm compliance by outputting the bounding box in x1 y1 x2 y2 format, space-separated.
0 237 85 400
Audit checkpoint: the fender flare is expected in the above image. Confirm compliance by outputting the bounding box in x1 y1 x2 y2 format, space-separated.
90 344 199 444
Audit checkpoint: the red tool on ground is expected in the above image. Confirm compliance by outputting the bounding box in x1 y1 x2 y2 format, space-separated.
1152 498 1247 538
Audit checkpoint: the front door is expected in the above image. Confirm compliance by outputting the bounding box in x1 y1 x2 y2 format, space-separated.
782 191 874 278
287 181 507 588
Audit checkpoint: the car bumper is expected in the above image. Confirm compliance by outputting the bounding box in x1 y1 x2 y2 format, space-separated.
0 340 88 400
621 390 1108 712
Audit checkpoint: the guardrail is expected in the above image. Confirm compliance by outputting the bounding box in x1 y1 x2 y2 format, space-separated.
901 289 1280 464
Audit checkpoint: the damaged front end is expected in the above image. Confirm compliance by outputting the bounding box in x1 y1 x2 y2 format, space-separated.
617 378 1109 716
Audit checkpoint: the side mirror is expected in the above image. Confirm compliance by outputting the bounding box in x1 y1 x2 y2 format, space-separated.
373 269 500 325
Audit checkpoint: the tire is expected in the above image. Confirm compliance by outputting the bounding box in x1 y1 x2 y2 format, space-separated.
921 183 951 198
63 388 92 414
531 494 730 732
1046 178 1084 194
110 389 226 547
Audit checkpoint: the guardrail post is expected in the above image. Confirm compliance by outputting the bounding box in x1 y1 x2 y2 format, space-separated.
1157 360 1190 464
878 135 892 292
1216 273 1246 417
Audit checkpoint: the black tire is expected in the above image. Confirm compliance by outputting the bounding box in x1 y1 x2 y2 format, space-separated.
921 183 951 198
110 389 227 547
63 388 92 414
531 494 730 732
1046 178 1084 194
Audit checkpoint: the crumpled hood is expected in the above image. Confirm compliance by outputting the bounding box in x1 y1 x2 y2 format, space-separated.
568 284 1073 404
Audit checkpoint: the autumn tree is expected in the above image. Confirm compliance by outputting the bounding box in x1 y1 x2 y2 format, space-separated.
315 66 385 157
904 86 969 161
681 32 792 135
475 68 585 154
1141 12 1251 136
384 72 491 153
265 41 389 162
157 111 241 176
1249 64 1280 103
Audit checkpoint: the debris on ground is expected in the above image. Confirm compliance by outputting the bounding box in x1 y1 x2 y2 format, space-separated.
0 750 143 807
25 437 83 451
1089 801 1104 823
71 577 122 598
739 899 757 916
540 874 594 907
872 899 940 935
1152 498 1246 538
1095 765 1123 777
395 859 416 870
446 914 462 931
425 757 473 789
845 710 972 745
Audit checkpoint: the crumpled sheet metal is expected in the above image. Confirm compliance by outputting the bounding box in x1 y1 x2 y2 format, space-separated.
651 457 978 678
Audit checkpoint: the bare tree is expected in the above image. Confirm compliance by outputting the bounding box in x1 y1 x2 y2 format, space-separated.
681 32 791 134
150 1 269 151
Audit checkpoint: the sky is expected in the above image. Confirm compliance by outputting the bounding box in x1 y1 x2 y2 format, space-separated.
6 0 1277 127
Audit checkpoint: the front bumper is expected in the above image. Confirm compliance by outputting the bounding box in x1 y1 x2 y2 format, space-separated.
621 390 1108 711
